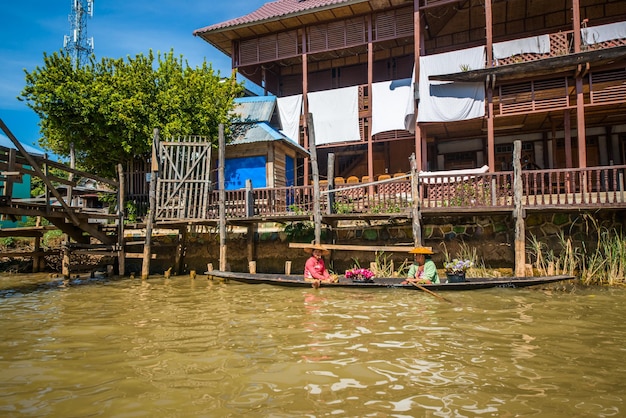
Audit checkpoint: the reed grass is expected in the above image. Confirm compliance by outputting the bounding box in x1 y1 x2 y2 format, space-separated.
527 225 626 286
371 251 409 278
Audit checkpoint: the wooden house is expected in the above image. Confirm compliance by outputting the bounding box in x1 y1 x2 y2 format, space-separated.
221 96 309 190
194 0 626 185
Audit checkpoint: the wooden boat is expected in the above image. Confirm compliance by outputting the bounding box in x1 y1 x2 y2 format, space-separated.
206 270 575 291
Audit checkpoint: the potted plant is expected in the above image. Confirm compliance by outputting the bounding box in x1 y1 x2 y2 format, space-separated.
444 259 472 283
345 267 375 283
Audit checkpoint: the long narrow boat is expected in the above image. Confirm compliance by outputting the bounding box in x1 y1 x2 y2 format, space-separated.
206 270 575 291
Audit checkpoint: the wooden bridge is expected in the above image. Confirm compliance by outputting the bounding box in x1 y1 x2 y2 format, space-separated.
0 119 123 274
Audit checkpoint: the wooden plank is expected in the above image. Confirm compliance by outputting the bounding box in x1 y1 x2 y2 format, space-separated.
126 253 157 259
0 250 59 257
288 243 414 252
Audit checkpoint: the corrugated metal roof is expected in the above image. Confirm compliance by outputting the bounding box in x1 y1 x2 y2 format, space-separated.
194 0 359 34
231 96 277 123
230 122 308 155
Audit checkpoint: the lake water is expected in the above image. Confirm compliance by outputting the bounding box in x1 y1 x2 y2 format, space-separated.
0 273 624 417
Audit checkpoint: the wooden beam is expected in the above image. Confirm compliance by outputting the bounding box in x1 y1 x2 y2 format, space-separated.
0 118 81 226
289 243 414 252
429 46 626 83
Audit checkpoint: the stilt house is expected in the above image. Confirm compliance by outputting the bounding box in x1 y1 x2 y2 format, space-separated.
194 0 626 185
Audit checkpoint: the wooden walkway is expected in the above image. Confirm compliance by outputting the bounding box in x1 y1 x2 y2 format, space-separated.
1 119 124 275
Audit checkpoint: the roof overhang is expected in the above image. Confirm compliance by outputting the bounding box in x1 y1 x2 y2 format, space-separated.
429 45 626 84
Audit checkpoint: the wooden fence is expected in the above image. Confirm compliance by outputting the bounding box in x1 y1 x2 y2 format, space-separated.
204 165 626 219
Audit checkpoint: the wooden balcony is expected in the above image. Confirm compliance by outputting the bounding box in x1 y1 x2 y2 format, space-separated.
205 165 626 221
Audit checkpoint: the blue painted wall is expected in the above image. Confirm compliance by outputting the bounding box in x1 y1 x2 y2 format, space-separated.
223 156 267 190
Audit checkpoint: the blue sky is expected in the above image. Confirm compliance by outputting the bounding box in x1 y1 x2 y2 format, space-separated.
0 0 267 153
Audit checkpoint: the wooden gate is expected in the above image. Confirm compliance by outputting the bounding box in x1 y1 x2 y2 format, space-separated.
156 135 212 220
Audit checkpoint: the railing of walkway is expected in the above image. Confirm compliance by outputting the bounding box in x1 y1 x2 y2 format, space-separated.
205 165 626 219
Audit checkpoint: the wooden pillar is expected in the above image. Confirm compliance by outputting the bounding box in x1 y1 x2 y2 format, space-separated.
485 0 495 173
141 129 159 280
307 113 322 244
218 124 227 271
174 226 186 275
62 235 71 279
302 28 310 185
413 2 423 171
68 142 75 206
32 235 41 273
513 140 526 277
5 149 15 199
327 153 335 214
246 224 256 265
564 110 573 168
367 15 374 187
117 163 126 276
410 153 422 246
572 0 587 172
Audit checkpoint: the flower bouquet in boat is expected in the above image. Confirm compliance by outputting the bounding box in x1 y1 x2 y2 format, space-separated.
345 267 375 283
444 259 473 283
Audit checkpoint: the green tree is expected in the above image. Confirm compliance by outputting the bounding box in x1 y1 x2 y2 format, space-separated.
20 50 243 177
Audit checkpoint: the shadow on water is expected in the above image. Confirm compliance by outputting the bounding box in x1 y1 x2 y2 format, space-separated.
0 272 132 298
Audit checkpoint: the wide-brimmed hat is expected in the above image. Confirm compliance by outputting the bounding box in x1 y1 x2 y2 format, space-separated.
408 246 434 255
304 244 330 255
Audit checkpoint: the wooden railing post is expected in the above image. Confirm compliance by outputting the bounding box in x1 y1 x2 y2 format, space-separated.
513 140 526 277
117 163 126 277
141 129 159 280
245 179 254 217
410 153 422 246
307 113 322 244
218 124 227 271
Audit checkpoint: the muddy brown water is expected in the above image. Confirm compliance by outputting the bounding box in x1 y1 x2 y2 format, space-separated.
0 273 624 417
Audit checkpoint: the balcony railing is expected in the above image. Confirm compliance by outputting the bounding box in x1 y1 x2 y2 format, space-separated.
205 165 626 219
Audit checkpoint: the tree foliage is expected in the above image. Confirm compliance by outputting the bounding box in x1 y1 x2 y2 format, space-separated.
20 50 244 177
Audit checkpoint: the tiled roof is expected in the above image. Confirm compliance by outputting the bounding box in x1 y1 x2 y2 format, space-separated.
194 0 355 34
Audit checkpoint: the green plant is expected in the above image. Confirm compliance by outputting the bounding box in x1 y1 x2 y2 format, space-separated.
42 229 64 248
333 200 355 214
370 251 409 278
527 231 581 278
288 204 307 215
370 201 406 214
283 221 315 241
1 237 16 248
446 181 492 207
125 201 138 223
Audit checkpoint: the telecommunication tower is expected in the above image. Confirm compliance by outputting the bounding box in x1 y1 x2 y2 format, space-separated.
63 0 94 67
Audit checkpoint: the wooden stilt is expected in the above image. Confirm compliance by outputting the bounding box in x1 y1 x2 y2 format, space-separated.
32 235 41 273
306 113 322 244
285 261 292 275
117 164 126 276
246 223 256 267
142 129 159 280
62 236 70 279
513 140 526 277
175 226 186 275
218 124 227 271
410 153 422 246
248 261 256 274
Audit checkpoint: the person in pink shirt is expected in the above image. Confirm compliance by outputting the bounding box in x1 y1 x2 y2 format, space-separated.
303 244 333 286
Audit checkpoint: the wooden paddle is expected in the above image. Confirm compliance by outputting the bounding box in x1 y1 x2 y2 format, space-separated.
409 281 453 303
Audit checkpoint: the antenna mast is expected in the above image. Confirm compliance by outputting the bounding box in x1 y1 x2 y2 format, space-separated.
63 0 94 67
